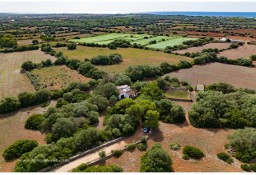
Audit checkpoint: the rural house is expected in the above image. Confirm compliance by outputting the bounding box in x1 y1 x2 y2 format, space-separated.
117 85 137 100
196 84 204 91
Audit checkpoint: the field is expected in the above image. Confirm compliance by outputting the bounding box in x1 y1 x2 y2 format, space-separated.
70 33 149 45
103 102 242 172
17 39 41 46
218 44 256 60
70 33 198 49
165 89 190 100
147 37 198 50
173 43 231 54
31 65 91 90
55 46 192 73
166 63 256 89
0 50 56 100
0 101 56 172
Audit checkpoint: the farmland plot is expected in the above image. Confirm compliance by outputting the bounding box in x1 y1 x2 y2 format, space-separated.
55 46 192 74
31 65 91 90
166 63 256 89
147 37 198 50
0 50 56 100
173 43 232 54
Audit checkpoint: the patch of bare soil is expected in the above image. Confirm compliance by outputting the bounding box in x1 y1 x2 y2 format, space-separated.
0 101 56 172
166 63 256 89
173 43 231 54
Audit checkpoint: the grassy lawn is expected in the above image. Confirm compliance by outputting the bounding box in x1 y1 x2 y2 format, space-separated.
165 89 190 100
147 37 198 50
55 46 192 74
0 50 56 100
31 65 91 90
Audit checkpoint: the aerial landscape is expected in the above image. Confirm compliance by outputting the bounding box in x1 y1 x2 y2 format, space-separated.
0 0 256 173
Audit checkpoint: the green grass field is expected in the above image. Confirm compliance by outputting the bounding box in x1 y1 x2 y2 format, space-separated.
165 89 190 100
55 46 192 74
147 37 198 50
70 33 197 49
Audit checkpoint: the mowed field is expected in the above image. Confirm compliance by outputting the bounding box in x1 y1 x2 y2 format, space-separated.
0 50 56 100
0 101 56 172
173 43 231 54
218 44 256 60
166 63 256 89
55 46 192 74
31 65 91 90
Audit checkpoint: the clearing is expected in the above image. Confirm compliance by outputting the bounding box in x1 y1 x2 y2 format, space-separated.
173 43 231 54
0 101 56 172
218 44 256 60
166 63 256 89
164 89 191 101
31 65 91 90
0 50 56 100
55 46 192 74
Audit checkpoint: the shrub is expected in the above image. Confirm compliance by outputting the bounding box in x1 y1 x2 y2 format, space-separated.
125 143 136 152
137 143 147 151
111 150 123 158
79 164 123 172
169 142 181 150
182 154 190 160
0 97 21 114
25 114 44 130
217 152 233 164
98 150 106 158
241 164 251 172
67 43 77 50
182 146 205 159
3 140 38 161
250 164 256 172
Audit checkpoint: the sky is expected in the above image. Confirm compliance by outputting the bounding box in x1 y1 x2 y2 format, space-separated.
0 0 256 14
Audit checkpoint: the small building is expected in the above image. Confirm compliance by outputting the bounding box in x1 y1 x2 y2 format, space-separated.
117 85 137 100
196 84 204 92
220 37 228 42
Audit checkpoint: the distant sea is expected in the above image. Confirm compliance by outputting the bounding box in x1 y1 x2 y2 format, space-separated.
148 12 256 18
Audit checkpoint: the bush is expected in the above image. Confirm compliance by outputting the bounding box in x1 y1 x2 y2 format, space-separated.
182 154 190 160
125 143 136 152
137 143 147 151
217 152 233 164
98 150 106 158
250 164 256 172
140 143 172 172
169 142 181 150
90 53 122 65
78 164 123 172
25 114 44 130
241 164 251 172
0 97 21 114
67 43 77 50
111 150 124 158
182 146 205 159
3 140 38 161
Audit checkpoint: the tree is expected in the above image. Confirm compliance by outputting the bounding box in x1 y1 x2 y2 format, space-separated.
32 39 39 45
228 127 256 163
140 143 172 172
25 114 44 130
144 110 159 129
18 92 36 108
21 61 36 71
0 34 17 48
95 82 119 99
87 95 109 112
140 82 163 101
67 43 77 50
114 74 131 85
3 140 38 161
0 97 21 114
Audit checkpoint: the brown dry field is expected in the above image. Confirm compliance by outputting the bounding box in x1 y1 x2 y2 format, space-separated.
166 63 256 89
0 50 56 100
103 100 242 172
218 44 256 60
31 65 91 90
0 101 56 172
173 43 231 54
187 31 225 37
229 29 256 35
17 39 42 46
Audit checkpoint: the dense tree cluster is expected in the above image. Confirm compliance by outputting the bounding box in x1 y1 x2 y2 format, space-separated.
91 53 122 65
228 127 256 163
25 114 44 130
2 140 38 161
0 45 39 53
0 34 17 48
140 143 172 172
189 91 256 128
108 39 131 49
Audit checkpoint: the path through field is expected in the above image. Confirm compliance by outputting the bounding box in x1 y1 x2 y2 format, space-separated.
0 50 56 100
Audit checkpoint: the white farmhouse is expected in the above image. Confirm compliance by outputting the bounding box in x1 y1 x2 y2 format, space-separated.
117 85 137 100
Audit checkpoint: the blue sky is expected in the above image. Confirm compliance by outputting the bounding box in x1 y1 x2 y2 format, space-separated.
0 0 255 14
